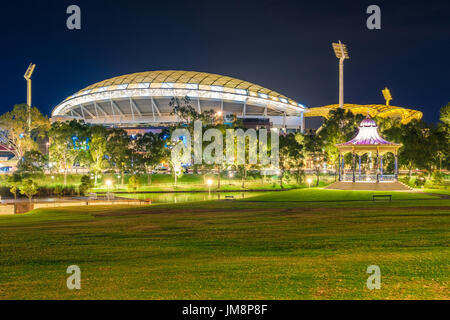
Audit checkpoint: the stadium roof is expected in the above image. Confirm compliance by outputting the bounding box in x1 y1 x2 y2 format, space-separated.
52 70 305 118
305 103 422 124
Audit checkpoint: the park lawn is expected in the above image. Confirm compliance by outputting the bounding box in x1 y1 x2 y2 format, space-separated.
0 189 448 300
422 189 450 196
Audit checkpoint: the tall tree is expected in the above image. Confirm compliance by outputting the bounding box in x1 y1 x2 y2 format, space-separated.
0 104 49 158
315 109 363 177
49 120 88 185
279 133 305 188
135 132 167 185
88 125 108 185
106 128 131 185
16 150 47 175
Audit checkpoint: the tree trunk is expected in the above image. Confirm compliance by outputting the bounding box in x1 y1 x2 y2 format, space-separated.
174 170 177 187
316 170 320 187
217 165 221 189
279 169 284 189
121 169 124 185
94 172 98 186
64 169 67 186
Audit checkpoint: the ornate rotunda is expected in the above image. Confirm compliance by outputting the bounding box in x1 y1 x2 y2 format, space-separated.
335 115 401 183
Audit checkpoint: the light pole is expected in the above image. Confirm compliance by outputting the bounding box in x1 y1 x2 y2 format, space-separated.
207 179 213 195
105 179 112 200
332 41 349 109
23 63 36 134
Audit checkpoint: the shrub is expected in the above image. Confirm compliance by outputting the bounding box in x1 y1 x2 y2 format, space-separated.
79 175 94 196
431 171 444 186
19 179 39 202
414 175 426 188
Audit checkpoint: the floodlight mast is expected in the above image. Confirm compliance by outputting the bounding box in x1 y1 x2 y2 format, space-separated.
24 63 36 134
332 41 349 109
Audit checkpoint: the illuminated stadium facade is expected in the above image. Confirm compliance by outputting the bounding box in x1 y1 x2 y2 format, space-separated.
305 103 422 125
51 70 307 131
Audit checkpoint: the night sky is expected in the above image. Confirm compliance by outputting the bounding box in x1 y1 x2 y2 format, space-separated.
0 0 449 122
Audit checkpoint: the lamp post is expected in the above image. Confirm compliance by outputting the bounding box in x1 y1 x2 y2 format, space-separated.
105 179 112 200
332 41 349 109
207 179 213 195
23 63 36 135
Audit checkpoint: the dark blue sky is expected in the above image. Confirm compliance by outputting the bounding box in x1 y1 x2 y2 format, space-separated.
0 0 448 122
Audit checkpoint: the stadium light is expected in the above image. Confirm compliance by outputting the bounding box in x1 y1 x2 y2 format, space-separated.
24 63 36 133
332 41 349 109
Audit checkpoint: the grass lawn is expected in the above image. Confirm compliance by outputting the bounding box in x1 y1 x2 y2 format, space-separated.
0 188 448 299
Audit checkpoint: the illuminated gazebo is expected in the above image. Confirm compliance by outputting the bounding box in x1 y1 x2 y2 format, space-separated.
335 115 401 183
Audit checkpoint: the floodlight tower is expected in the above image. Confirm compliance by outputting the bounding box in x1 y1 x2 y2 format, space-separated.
24 63 36 133
332 41 349 109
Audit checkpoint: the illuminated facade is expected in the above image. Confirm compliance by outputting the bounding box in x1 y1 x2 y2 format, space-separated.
51 70 307 131
305 103 422 124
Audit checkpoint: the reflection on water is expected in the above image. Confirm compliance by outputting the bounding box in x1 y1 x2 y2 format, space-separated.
122 192 263 204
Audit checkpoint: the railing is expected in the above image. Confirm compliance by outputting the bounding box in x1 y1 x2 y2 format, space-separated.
341 174 396 182
380 174 395 182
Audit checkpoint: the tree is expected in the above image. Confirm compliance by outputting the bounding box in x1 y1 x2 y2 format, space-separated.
438 103 450 170
170 96 215 124
49 120 87 185
7 174 22 200
19 179 38 203
128 175 140 193
279 133 305 188
384 119 440 177
315 109 363 178
16 150 46 175
79 174 94 196
439 102 450 127
135 132 167 185
0 104 49 158
88 125 108 185
106 128 131 185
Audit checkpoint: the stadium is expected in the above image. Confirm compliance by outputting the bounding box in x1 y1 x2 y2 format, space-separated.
306 103 423 124
51 70 307 131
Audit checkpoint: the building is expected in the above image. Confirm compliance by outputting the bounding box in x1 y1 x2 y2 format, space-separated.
304 94 423 131
51 70 307 132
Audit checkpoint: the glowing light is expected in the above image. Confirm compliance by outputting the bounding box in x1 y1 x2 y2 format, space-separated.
307 178 312 188
105 180 112 187
228 172 234 178
207 179 213 186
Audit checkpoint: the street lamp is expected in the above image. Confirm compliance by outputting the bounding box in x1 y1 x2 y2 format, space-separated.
207 179 213 194
105 179 112 200
307 178 312 188
332 41 349 109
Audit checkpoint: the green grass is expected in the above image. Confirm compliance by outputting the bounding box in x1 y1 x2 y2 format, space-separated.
0 188 448 299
